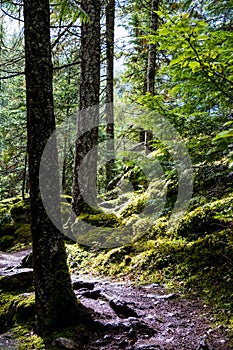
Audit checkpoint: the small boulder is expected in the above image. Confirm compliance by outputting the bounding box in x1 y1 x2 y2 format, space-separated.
72 281 95 290
10 199 31 224
0 271 34 292
81 290 101 300
52 337 81 350
109 299 138 318
132 346 164 350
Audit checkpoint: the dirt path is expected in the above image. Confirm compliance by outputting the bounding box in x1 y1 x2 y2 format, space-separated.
73 275 232 350
0 249 232 350
0 248 32 272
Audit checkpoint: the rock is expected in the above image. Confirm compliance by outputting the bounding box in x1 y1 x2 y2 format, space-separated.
10 199 31 224
20 253 33 268
0 271 34 292
197 335 210 350
52 337 80 350
122 319 155 337
156 293 177 300
0 332 18 349
131 346 164 350
81 290 101 300
72 280 95 290
109 299 138 318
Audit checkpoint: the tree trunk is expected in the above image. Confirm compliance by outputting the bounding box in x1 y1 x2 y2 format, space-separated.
143 0 159 148
72 0 101 216
105 0 115 186
146 0 159 95
24 0 78 336
22 152 27 200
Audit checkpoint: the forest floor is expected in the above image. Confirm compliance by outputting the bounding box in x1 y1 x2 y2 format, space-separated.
0 248 232 350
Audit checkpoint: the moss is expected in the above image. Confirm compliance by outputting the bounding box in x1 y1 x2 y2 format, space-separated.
0 291 89 350
175 196 233 240
14 325 46 350
66 244 95 270
14 294 35 323
0 235 15 250
0 292 35 333
120 195 147 218
75 193 233 328
0 223 31 251
79 212 121 227
10 199 31 224
15 224 31 245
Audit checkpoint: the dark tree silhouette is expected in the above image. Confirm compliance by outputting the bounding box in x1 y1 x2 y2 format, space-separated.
24 0 79 335
106 0 115 186
72 0 101 216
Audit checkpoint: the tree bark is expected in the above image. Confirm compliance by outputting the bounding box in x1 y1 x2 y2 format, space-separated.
146 0 159 95
22 152 27 200
105 0 115 186
24 0 78 335
72 0 101 216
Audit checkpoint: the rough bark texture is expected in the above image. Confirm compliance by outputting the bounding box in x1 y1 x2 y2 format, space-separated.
146 0 159 95
105 0 115 186
24 0 78 335
72 0 101 216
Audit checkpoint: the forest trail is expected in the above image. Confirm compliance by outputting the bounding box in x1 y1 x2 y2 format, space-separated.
0 249 232 350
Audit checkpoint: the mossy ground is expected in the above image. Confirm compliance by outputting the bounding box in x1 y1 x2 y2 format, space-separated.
0 289 90 350
0 162 232 347
67 194 233 336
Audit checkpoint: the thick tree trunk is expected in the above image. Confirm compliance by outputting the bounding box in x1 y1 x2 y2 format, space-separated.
143 0 159 148
22 152 27 200
146 0 159 95
24 0 78 335
72 0 101 216
105 0 115 186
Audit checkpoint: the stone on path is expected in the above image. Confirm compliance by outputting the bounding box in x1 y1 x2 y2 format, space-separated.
52 337 81 350
0 271 33 292
109 299 138 318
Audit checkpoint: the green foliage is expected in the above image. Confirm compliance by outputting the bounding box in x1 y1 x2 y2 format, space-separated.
52 0 90 24
213 121 233 168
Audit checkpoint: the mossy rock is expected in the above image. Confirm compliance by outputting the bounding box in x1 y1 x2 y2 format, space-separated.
120 197 146 218
0 223 16 237
14 294 35 323
0 272 34 292
0 223 31 251
0 292 35 333
10 199 31 224
70 223 125 249
175 197 233 240
79 212 121 227
15 224 31 245
0 235 15 250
